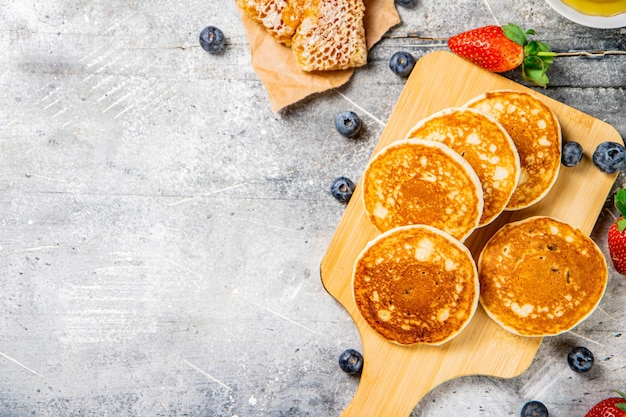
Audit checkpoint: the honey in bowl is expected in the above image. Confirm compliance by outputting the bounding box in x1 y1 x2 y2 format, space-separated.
560 0 626 16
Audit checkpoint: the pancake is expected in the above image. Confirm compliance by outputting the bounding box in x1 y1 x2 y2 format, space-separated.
353 224 480 345
478 216 608 337
465 90 562 210
406 107 520 227
362 139 484 241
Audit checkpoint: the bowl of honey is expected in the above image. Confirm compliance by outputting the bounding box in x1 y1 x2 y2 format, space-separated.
544 0 626 28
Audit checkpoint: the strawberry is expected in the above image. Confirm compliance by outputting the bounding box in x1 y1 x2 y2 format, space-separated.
608 189 626 274
447 23 556 87
584 391 626 417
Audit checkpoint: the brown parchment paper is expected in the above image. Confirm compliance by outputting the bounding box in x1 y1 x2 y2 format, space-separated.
238 0 401 112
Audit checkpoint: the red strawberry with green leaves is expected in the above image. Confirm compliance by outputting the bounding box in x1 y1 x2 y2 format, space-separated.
447 23 556 87
584 391 626 417
608 189 626 274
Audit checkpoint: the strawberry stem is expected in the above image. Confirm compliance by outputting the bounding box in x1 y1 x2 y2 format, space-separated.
553 50 626 57
537 51 557 57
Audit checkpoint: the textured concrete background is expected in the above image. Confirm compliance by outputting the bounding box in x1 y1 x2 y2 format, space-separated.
1 0 625 416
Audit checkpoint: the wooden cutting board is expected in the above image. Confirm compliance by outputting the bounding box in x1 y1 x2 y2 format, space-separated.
320 50 622 417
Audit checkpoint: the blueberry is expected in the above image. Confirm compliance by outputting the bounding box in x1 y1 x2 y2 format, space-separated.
561 141 583 167
389 51 416 77
199 26 225 54
338 349 363 375
330 177 356 203
335 111 362 138
567 346 594 373
394 0 416 7
592 141 626 174
520 400 549 417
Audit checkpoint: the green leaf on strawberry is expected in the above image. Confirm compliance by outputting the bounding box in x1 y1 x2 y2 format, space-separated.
615 189 626 232
522 61 549 88
501 23 529 46
609 190 626 274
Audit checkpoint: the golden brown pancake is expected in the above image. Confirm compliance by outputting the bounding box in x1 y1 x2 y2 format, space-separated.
465 90 562 210
353 224 480 345
478 216 607 337
406 107 520 227
362 139 484 241
291 0 367 71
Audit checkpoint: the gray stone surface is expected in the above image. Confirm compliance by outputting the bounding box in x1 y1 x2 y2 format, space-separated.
1 0 625 416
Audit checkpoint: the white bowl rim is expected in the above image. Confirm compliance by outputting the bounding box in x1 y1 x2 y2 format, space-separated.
544 0 626 28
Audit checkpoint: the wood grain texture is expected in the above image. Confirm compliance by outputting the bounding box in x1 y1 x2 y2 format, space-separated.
320 51 622 417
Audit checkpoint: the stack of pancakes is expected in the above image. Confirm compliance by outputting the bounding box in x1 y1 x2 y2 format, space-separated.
363 90 561 236
353 90 607 346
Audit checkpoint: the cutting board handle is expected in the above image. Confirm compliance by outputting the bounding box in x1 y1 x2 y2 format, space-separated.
338 331 445 417
341 354 435 417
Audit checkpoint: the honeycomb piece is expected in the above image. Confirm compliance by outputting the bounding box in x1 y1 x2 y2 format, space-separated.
291 0 367 71
237 0 298 45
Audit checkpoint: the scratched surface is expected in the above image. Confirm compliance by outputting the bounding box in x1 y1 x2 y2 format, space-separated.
1 0 625 416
